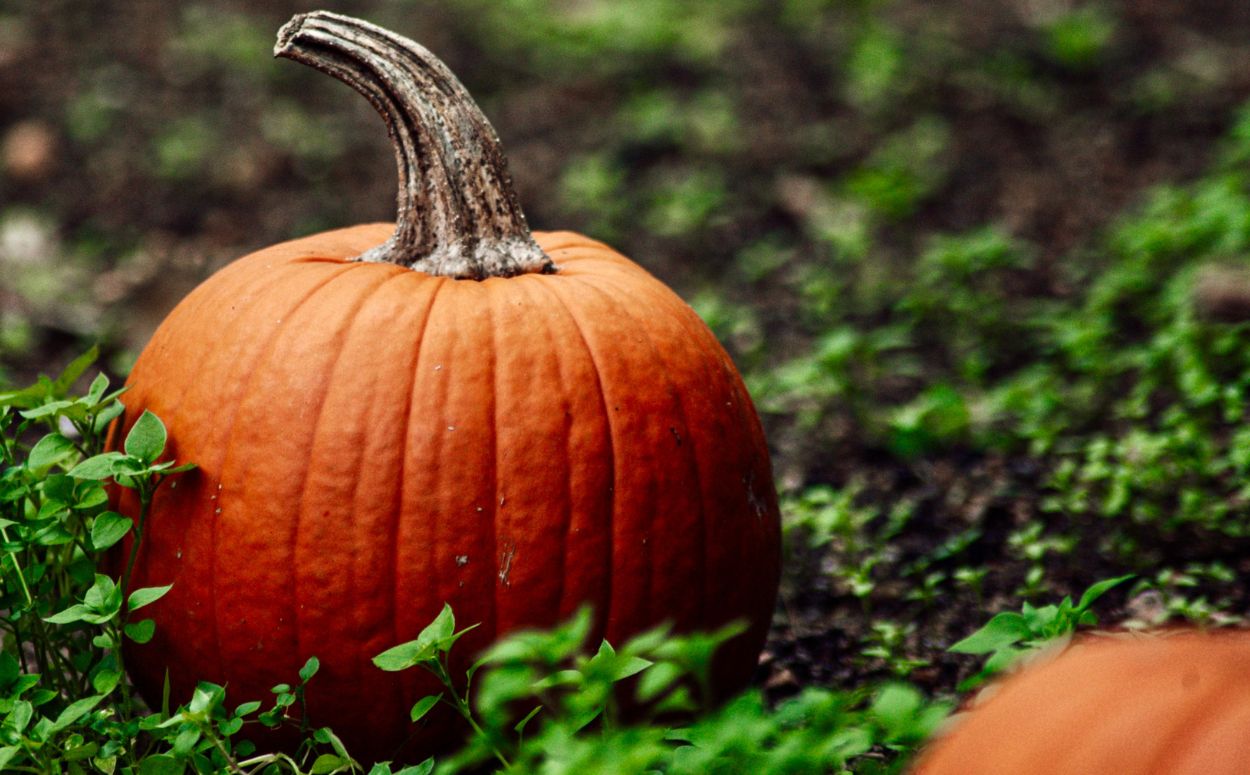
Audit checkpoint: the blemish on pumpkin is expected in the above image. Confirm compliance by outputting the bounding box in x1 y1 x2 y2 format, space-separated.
434 364 442 371
744 471 768 519
498 543 516 587
447 425 456 431
456 555 469 567
669 427 682 446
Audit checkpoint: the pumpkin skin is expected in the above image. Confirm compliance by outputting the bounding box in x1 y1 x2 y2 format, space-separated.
114 224 781 759
914 632 1250 774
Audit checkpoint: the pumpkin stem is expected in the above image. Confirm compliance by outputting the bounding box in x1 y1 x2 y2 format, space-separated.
275 12 554 279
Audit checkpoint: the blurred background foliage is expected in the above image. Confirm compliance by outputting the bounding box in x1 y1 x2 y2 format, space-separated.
6 0 1250 696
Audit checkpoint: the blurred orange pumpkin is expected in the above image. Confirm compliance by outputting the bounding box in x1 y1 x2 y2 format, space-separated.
915 631 1250 774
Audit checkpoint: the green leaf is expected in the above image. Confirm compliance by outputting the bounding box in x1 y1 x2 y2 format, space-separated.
310 754 349 774
138 754 184 775
409 694 440 723
84 574 121 615
614 655 654 681
1076 573 1135 612
9 701 33 733
92 669 121 695
92 756 117 775
53 346 99 394
67 452 127 481
0 653 19 689
871 683 923 732
124 411 166 463
90 512 133 551
172 726 201 756
124 620 156 644
373 641 429 672
50 694 104 733
637 661 683 702
128 584 173 613
392 762 435 775
299 656 320 683
20 399 79 420
73 482 110 510
44 604 93 625
949 612 1032 654
322 727 352 759
92 400 126 433
376 604 465 671
188 683 225 715
83 373 110 405
64 741 99 761
0 747 20 771
27 433 77 473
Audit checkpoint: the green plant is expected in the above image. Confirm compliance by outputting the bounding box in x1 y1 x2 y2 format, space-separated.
949 574 1133 689
0 349 369 773
781 482 894 602
1042 6 1116 70
374 604 951 774
859 621 929 678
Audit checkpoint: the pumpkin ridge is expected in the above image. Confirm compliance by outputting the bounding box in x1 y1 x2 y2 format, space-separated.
539 278 618 642
340 272 433 718
654 278 780 658
290 269 402 690
509 277 575 621
130 255 304 449
119 263 269 687
483 283 501 645
571 275 707 630
207 264 360 683
628 276 776 628
393 276 450 692
126 260 354 701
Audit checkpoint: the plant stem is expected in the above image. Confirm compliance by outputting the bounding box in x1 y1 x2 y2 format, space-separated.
201 726 243 773
430 658 512 769
119 483 154 602
114 481 155 726
1 527 33 607
274 11 552 279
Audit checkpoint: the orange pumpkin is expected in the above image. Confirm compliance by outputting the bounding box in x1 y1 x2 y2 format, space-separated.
114 11 780 760
914 631 1250 774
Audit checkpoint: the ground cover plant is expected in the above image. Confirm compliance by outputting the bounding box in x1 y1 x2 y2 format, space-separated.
4 0 1250 771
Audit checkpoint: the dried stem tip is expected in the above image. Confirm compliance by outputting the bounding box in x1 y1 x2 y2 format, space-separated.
275 11 554 280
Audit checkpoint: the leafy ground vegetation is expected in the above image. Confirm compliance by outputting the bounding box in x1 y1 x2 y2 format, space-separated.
5 0 1250 772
